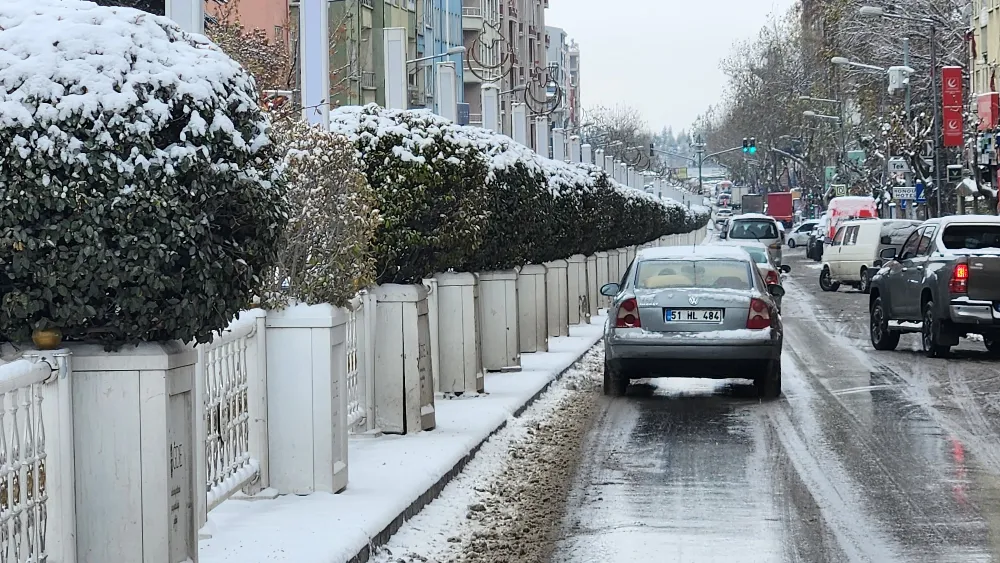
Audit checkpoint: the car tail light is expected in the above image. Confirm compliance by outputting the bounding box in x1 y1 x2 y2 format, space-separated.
615 298 641 328
765 270 779 286
949 263 969 294
746 298 771 330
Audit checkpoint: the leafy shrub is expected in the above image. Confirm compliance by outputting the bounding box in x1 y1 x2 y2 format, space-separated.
263 115 379 308
0 0 287 346
330 105 709 279
331 105 488 284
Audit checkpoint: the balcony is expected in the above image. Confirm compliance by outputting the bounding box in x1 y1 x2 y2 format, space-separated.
462 6 483 29
361 71 377 90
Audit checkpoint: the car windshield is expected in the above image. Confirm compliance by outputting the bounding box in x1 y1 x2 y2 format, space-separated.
635 259 752 290
729 219 779 240
941 225 1000 250
739 246 769 264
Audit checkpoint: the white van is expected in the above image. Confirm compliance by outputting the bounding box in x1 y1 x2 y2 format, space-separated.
820 218 922 293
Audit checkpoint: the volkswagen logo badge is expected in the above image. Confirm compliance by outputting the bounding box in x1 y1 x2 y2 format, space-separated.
688 295 699 306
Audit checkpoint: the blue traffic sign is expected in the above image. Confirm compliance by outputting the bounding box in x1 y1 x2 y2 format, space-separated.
915 181 927 203
900 199 907 210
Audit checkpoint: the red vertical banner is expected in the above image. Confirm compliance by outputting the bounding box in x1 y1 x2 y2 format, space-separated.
942 66 964 107
942 66 964 148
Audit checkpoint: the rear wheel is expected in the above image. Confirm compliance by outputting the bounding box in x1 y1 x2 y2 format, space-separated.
859 268 871 294
755 359 782 399
869 297 900 351
921 300 950 358
787 238 797 249
984 336 1000 356
819 267 840 292
603 361 628 397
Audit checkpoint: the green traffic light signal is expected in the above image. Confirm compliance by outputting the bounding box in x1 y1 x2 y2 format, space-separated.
749 146 757 154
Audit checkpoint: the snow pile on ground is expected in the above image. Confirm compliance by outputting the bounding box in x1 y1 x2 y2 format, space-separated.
372 347 605 563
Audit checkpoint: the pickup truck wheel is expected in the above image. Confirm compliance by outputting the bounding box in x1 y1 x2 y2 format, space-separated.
859 268 871 294
984 336 1000 356
603 362 628 397
819 267 840 292
870 297 900 351
921 301 950 358
754 359 782 399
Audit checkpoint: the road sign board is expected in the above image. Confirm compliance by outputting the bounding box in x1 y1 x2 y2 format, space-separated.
915 181 926 203
888 157 910 173
832 184 847 197
901 199 908 210
893 186 916 200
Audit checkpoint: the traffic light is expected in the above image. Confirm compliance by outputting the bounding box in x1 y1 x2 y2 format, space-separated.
742 138 749 153
649 143 655 157
749 137 757 155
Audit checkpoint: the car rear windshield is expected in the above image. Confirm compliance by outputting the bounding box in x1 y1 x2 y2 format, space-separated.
635 259 752 290
941 224 1000 250
729 219 779 240
739 247 769 264
880 221 920 246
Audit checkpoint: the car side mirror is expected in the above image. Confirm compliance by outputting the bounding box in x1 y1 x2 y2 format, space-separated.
879 247 897 261
768 284 786 298
880 235 892 245
600 283 620 297
780 264 791 274
719 231 727 239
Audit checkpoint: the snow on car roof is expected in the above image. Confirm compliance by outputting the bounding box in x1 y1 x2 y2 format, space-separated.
731 213 777 221
638 245 753 261
711 240 769 250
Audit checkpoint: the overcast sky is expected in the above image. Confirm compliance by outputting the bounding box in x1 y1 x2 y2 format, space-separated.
546 0 798 134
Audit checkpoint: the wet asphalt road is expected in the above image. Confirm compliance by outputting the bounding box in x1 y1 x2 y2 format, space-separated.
550 245 1000 563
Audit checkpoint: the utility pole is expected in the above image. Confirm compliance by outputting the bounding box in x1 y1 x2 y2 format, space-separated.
692 135 706 194
929 24 943 217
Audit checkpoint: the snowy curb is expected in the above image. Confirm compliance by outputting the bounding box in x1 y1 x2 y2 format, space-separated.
348 330 604 563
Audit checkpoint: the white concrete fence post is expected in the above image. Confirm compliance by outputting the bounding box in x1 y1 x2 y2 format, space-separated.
581 143 593 165
604 155 614 174
569 135 582 163
511 103 528 146
585 254 599 317
552 129 566 162
69 342 199 563
566 255 587 325
434 272 485 394
373 285 436 433
423 277 441 394
596 251 610 310
535 116 549 158
481 84 500 133
263 304 349 493
478 271 521 371
544 260 570 337
516 265 548 353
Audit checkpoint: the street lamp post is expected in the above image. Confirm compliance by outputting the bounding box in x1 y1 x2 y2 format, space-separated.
860 6 942 216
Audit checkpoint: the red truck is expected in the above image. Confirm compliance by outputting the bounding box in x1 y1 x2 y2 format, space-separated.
766 192 794 228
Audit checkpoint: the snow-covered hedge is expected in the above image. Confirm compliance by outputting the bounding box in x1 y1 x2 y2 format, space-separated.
0 0 287 346
264 115 379 308
331 105 708 283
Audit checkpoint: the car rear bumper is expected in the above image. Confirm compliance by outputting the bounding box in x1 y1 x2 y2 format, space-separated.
949 298 1000 325
606 329 779 362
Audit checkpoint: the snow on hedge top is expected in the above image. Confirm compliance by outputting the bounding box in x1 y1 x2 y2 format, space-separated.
329 104 703 221
0 0 262 143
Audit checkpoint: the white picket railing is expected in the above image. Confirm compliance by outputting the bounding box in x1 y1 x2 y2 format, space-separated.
347 292 377 434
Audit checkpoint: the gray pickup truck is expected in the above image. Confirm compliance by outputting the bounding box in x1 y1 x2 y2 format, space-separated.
868 216 1000 357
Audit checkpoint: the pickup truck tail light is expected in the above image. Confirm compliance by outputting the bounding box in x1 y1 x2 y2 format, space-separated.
768 242 782 250
615 298 641 328
949 263 969 294
746 298 771 330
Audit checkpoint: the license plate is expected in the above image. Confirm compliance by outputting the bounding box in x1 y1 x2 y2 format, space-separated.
664 309 724 323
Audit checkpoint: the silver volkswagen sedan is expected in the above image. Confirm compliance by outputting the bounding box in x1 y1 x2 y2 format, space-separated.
600 245 784 399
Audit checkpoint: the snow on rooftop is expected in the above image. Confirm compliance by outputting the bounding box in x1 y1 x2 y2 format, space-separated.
638 245 750 261
0 0 265 148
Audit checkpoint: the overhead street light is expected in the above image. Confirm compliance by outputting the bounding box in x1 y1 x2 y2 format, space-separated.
860 4 942 217
831 56 885 72
406 46 467 65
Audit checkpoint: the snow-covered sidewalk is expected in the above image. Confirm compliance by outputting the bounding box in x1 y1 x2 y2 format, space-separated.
199 315 606 563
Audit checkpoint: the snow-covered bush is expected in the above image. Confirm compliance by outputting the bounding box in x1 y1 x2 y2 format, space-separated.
330 104 709 279
264 115 379 307
331 105 489 284
0 0 287 346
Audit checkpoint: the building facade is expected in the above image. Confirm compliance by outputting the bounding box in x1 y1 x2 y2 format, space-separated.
499 0 547 137
566 39 580 129
545 25 570 129
462 0 503 125
970 0 1000 182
